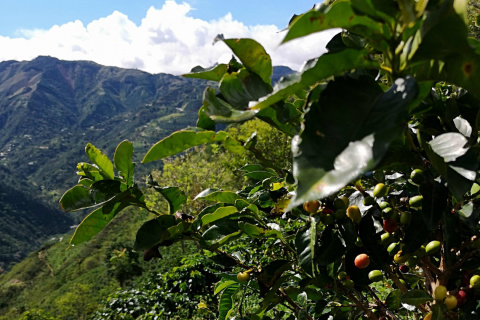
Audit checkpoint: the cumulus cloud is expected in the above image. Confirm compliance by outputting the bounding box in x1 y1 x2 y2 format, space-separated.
0 1 338 75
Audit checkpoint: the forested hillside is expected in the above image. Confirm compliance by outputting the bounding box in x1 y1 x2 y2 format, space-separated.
0 58 293 270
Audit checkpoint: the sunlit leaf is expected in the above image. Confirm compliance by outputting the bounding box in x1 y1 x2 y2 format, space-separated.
142 129 229 163
114 140 135 187
429 132 469 163
250 49 379 112
289 76 417 208
218 283 240 320
85 143 114 180
283 1 383 43
184 64 229 81
218 38 272 84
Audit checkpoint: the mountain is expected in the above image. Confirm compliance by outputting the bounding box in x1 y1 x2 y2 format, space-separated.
0 56 294 270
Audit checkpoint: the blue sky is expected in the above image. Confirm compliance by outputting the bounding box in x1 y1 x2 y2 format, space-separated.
0 1 337 74
0 1 317 37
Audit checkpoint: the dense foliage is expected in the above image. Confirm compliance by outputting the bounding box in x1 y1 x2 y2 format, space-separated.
58 1 480 319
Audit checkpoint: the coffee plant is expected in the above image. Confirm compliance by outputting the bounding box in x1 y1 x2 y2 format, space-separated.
60 0 480 319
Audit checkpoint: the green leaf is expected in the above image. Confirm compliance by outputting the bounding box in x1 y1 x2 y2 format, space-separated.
250 49 379 112
283 1 384 43
257 260 291 289
197 105 216 130
195 189 243 204
90 180 123 203
149 184 187 215
85 143 114 180
219 69 272 109
238 222 284 241
289 76 417 208
71 202 127 245
400 289 433 306
114 140 135 187
183 64 229 81
70 188 145 245
295 220 316 277
385 289 402 310
133 215 177 251
142 129 229 163
201 206 238 226
202 87 257 123
76 162 104 181
59 185 94 212
219 38 273 84
223 136 246 155
218 283 240 320
214 280 238 296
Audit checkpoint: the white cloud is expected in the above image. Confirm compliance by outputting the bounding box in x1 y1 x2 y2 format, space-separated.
0 0 338 75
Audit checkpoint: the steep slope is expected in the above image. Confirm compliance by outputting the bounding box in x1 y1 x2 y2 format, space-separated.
0 56 208 270
0 57 294 271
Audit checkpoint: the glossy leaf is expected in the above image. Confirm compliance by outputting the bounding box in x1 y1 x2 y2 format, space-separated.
184 64 229 81
59 185 94 212
295 220 316 277
385 289 402 310
142 129 229 163
429 132 469 162
70 201 128 245
201 206 238 226
202 87 258 123
218 283 240 320
400 289 433 306
289 76 417 208
76 162 104 181
219 38 272 84
214 280 238 296
114 140 135 187
133 215 177 251
195 189 243 204
219 69 272 109
250 49 379 112
85 143 114 180
238 222 284 241
283 1 383 43
90 180 123 203
149 185 187 215
454 116 472 137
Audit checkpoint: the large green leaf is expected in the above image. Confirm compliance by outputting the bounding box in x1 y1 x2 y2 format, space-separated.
147 178 187 215
183 64 229 81
59 185 94 212
85 143 114 180
283 1 384 43
114 140 135 187
201 206 238 226
76 162 104 181
194 189 243 204
70 188 145 245
142 129 229 163
250 49 379 112
289 76 417 208
214 280 238 296
295 220 316 277
202 87 257 123
400 289 433 305
89 180 123 204
219 38 272 84
133 215 177 251
219 69 272 109
218 283 240 320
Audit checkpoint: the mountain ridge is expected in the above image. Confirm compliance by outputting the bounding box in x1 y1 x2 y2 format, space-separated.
0 56 294 270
